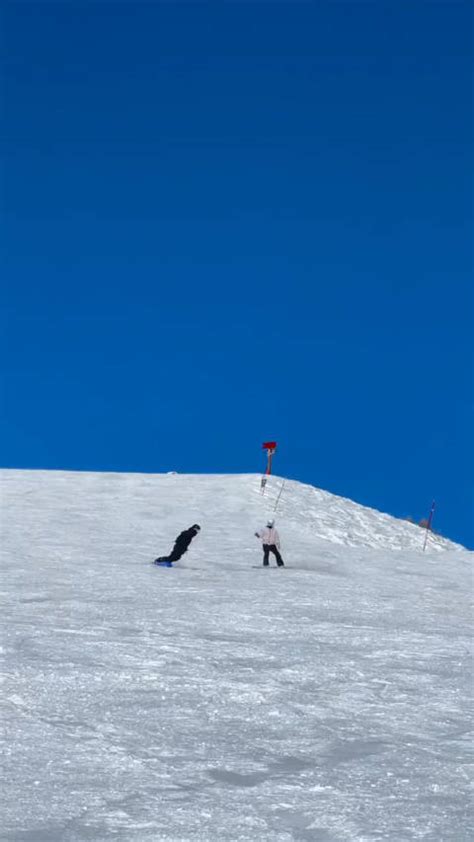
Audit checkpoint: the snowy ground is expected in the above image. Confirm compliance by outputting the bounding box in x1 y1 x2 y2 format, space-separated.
1 470 472 841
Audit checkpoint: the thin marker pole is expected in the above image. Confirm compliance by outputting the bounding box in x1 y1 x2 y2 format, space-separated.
274 479 286 513
422 500 436 552
266 448 276 475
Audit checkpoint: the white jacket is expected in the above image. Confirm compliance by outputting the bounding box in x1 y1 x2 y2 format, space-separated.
256 527 281 548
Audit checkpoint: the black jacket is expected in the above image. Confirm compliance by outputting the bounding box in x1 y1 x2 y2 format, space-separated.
174 527 199 551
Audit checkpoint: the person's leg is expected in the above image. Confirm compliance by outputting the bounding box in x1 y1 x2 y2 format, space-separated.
270 545 284 567
168 545 185 563
262 545 270 566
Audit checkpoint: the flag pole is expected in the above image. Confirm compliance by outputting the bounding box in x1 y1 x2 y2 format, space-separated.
422 500 436 552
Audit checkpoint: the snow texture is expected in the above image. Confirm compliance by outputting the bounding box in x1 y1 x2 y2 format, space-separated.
1 469 472 841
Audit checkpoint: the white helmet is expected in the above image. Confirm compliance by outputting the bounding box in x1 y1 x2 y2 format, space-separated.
266 519 275 527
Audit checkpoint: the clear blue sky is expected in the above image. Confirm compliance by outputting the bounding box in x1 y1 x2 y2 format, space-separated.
1 2 472 547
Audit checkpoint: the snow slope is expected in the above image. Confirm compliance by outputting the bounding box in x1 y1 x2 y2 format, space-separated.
1 470 472 842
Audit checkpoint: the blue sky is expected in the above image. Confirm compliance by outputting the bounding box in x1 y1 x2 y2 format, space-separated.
1 1 472 547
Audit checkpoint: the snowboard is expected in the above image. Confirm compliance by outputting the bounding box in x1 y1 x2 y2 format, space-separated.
251 565 285 569
153 558 174 568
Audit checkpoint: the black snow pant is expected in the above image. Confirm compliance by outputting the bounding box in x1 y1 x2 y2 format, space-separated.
263 544 284 567
167 543 189 562
156 544 189 561
168 541 191 561
155 542 190 564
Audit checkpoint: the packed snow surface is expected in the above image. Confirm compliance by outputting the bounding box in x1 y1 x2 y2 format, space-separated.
1 470 472 842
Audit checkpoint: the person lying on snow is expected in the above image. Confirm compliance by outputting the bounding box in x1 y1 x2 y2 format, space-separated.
255 519 284 567
154 525 201 566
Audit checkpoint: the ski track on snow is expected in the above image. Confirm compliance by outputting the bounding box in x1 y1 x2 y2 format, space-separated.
0 470 472 842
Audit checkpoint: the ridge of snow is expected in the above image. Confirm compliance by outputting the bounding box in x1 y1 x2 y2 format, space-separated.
0 468 465 555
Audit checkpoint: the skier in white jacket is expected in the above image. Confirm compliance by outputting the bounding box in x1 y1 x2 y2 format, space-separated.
255 519 285 567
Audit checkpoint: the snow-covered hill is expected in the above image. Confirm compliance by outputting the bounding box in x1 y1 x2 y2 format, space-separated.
1 470 472 841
